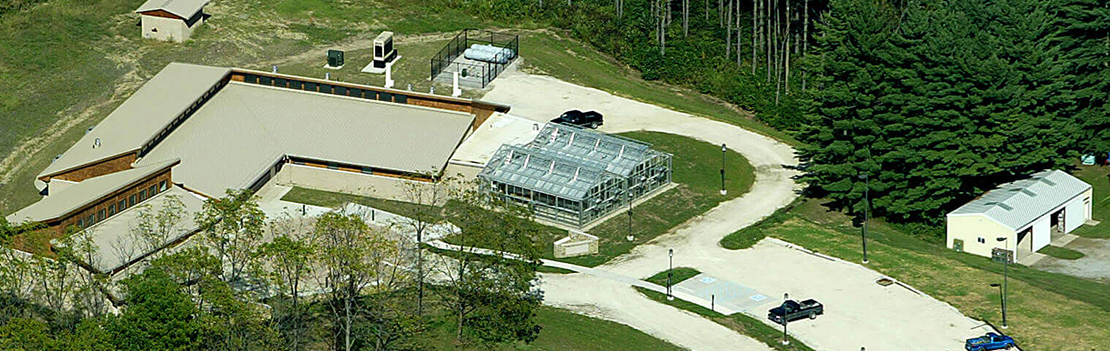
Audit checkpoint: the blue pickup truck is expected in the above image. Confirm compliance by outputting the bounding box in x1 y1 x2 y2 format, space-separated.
965 333 1017 351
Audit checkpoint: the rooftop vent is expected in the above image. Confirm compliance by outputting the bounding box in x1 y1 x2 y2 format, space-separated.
1021 189 1036 197
1039 178 1056 186
93 138 101 149
998 203 1014 211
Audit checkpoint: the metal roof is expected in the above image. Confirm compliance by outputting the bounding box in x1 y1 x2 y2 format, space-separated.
66 186 205 274
479 144 620 201
529 123 658 177
948 169 1092 231
6 159 179 224
135 0 210 19
134 82 474 196
39 63 230 179
5 158 177 222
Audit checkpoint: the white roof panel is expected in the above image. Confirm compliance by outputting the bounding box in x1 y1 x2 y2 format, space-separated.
948 169 1091 231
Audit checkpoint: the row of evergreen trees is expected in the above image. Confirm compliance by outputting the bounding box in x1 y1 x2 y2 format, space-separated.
799 0 1108 227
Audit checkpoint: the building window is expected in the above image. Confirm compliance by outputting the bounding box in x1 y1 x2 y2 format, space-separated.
119 200 126 211
159 180 168 191
129 194 136 206
108 204 116 216
293 159 305 165
139 190 146 201
87 215 95 225
149 185 156 196
327 162 338 170
77 219 84 228
977 237 986 244
97 209 105 221
362 166 373 175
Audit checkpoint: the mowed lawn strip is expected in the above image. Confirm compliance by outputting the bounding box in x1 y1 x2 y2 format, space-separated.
634 288 815 351
1037 245 1085 260
753 199 1110 350
645 267 701 287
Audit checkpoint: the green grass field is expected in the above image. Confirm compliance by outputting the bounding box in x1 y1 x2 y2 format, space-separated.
729 198 1110 350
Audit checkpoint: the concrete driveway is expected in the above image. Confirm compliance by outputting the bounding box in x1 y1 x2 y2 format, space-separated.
482 68 989 350
1033 236 1110 284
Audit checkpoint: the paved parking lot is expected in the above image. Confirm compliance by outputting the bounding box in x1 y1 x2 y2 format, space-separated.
673 273 770 313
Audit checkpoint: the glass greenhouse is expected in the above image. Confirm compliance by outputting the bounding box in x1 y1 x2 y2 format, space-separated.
478 123 673 228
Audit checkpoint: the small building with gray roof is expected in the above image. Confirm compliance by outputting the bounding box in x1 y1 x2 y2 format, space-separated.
136 0 210 42
946 169 1092 262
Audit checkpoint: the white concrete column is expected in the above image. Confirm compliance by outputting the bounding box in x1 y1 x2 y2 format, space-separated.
452 71 462 97
384 61 395 88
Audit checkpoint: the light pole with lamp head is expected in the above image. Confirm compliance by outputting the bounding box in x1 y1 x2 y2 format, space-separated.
667 249 674 301
859 173 870 264
720 143 727 195
782 292 790 345
996 236 1009 328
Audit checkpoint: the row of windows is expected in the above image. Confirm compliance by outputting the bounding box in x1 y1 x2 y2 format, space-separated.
76 180 168 229
240 74 408 104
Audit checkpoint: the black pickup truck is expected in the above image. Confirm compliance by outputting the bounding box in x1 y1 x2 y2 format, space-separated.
551 110 604 129
768 299 824 324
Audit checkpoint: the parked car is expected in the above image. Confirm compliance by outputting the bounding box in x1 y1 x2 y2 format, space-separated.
767 299 823 324
965 333 1017 351
551 110 604 129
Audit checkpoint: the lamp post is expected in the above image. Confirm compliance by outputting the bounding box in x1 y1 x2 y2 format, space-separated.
720 143 727 195
782 292 790 345
627 190 634 242
667 249 674 301
996 236 1009 329
859 173 870 264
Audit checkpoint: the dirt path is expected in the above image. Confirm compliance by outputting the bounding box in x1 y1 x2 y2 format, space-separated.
482 68 990 351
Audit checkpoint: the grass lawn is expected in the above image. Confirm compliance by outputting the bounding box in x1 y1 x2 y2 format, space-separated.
1037 245 1085 260
634 288 814 351
416 306 685 351
644 267 701 286
282 131 755 268
1069 165 1110 238
740 198 1110 350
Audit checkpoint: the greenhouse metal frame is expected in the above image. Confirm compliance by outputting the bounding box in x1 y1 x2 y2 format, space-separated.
478 123 673 228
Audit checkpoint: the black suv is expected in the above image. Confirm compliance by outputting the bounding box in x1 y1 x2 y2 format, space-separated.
768 299 823 324
551 110 604 129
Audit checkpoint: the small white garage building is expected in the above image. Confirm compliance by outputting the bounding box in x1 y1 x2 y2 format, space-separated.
135 0 209 43
947 169 1092 262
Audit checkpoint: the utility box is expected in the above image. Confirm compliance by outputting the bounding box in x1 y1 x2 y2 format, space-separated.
372 31 397 69
327 49 344 68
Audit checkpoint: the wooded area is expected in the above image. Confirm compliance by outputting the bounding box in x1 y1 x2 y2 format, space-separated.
0 187 546 351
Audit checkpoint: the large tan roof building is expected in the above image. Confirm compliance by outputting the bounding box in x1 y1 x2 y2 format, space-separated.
8 62 508 273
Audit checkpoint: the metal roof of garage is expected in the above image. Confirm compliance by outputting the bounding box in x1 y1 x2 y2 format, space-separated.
948 169 1092 231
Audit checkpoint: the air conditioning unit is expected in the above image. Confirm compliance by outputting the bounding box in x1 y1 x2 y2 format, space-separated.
372 31 397 69
327 49 344 68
